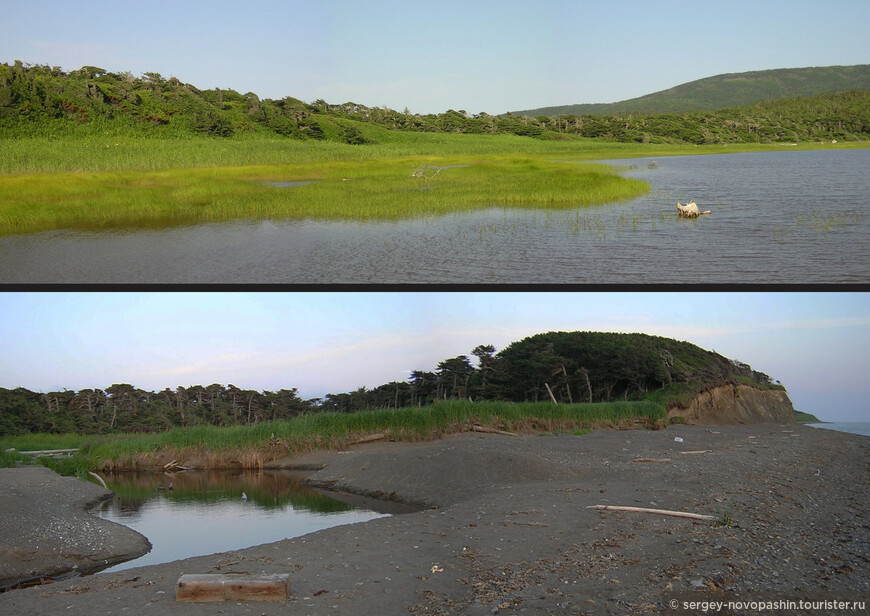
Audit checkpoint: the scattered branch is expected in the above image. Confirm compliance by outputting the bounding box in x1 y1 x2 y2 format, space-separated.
587 504 715 521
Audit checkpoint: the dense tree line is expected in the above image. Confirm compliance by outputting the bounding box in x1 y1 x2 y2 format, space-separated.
0 332 782 436
2 61 868 144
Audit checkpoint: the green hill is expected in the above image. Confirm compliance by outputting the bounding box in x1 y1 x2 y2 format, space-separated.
511 65 870 117
0 61 380 144
2 60 868 147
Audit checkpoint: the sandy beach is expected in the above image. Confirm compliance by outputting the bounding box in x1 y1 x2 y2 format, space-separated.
0 424 867 615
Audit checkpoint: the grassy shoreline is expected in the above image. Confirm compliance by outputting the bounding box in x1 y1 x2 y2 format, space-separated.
3 131 865 235
0 399 666 475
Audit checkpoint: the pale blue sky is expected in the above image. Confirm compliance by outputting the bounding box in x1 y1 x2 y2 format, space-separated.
0 292 867 422
2 0 868 113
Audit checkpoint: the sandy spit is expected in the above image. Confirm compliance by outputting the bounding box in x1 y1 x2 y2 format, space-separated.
0 424 867 615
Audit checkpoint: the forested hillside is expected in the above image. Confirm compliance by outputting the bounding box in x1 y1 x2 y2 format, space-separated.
0 331 783 435
2 61 868 145
511 64 870 116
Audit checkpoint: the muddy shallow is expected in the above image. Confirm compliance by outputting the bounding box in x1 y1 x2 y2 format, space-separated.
1 426 867 615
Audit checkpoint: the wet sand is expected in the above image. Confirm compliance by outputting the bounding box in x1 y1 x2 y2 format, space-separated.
0 424 867 615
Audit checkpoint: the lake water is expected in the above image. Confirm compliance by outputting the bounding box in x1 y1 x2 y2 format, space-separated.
1 148 867 283
90 470 391 573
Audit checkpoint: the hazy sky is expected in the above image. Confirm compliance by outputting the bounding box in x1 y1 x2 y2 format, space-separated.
0 292 867 423
2 0 868 114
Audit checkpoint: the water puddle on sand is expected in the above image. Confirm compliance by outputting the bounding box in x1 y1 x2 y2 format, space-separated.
91 469 411 573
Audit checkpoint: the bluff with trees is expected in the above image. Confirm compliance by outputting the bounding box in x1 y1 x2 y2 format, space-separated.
0 331 786 436
1 60 868 144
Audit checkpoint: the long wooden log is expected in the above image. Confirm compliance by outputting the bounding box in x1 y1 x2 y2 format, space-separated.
19 448 79 456
471 424 517 437
587 505 714 521
176 574 290 602
350 432 387 445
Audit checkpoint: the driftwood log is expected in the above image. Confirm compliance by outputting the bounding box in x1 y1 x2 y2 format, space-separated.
176 573 290 602
349 432 388 445
676 201 712 218
587 505 714 521
88 471 108 489
471 424 517 437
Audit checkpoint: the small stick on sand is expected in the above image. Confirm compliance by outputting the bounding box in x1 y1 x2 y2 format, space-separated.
587 505 714 521
679 450 713 455
632 458 673 463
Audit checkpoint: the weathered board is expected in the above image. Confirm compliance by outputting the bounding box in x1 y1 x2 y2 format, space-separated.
175 573 290 602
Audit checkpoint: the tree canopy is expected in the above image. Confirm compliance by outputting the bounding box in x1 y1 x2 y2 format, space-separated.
2 61 868 144
0 331 783 436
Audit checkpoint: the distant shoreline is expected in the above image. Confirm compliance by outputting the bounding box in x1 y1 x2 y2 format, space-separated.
805 421 870 437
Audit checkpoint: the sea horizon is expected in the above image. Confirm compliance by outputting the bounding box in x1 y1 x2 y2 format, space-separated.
806 422 870 437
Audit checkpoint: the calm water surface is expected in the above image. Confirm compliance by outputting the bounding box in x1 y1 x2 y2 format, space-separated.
806 422 870 437
91 470 390 573
1 148 867 283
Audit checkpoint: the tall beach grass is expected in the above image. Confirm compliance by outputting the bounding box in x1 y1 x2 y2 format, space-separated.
1 400 667 474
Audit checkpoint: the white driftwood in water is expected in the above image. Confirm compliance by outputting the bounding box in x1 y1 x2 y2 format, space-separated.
676 201 712 218
88 471 108 489
176 573 290 602
587 504 714 521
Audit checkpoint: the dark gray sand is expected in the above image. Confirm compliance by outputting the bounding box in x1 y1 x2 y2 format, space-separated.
0 466 151 588
0 424 867 615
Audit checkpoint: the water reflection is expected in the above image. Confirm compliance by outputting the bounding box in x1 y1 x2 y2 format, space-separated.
92 470 389 573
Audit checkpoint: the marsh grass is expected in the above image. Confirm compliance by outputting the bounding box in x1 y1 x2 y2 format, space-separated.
795 210 864 231
6 400 666 473
2 130 844 235
0 151 650 234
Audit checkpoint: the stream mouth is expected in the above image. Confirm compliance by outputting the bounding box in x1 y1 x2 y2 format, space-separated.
90 469 402 574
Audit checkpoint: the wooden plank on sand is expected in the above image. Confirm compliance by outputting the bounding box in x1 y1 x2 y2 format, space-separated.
176 574 290 602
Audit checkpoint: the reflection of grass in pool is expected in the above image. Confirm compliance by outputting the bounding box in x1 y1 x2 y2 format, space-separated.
101 471 353 513
0 155 648 235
